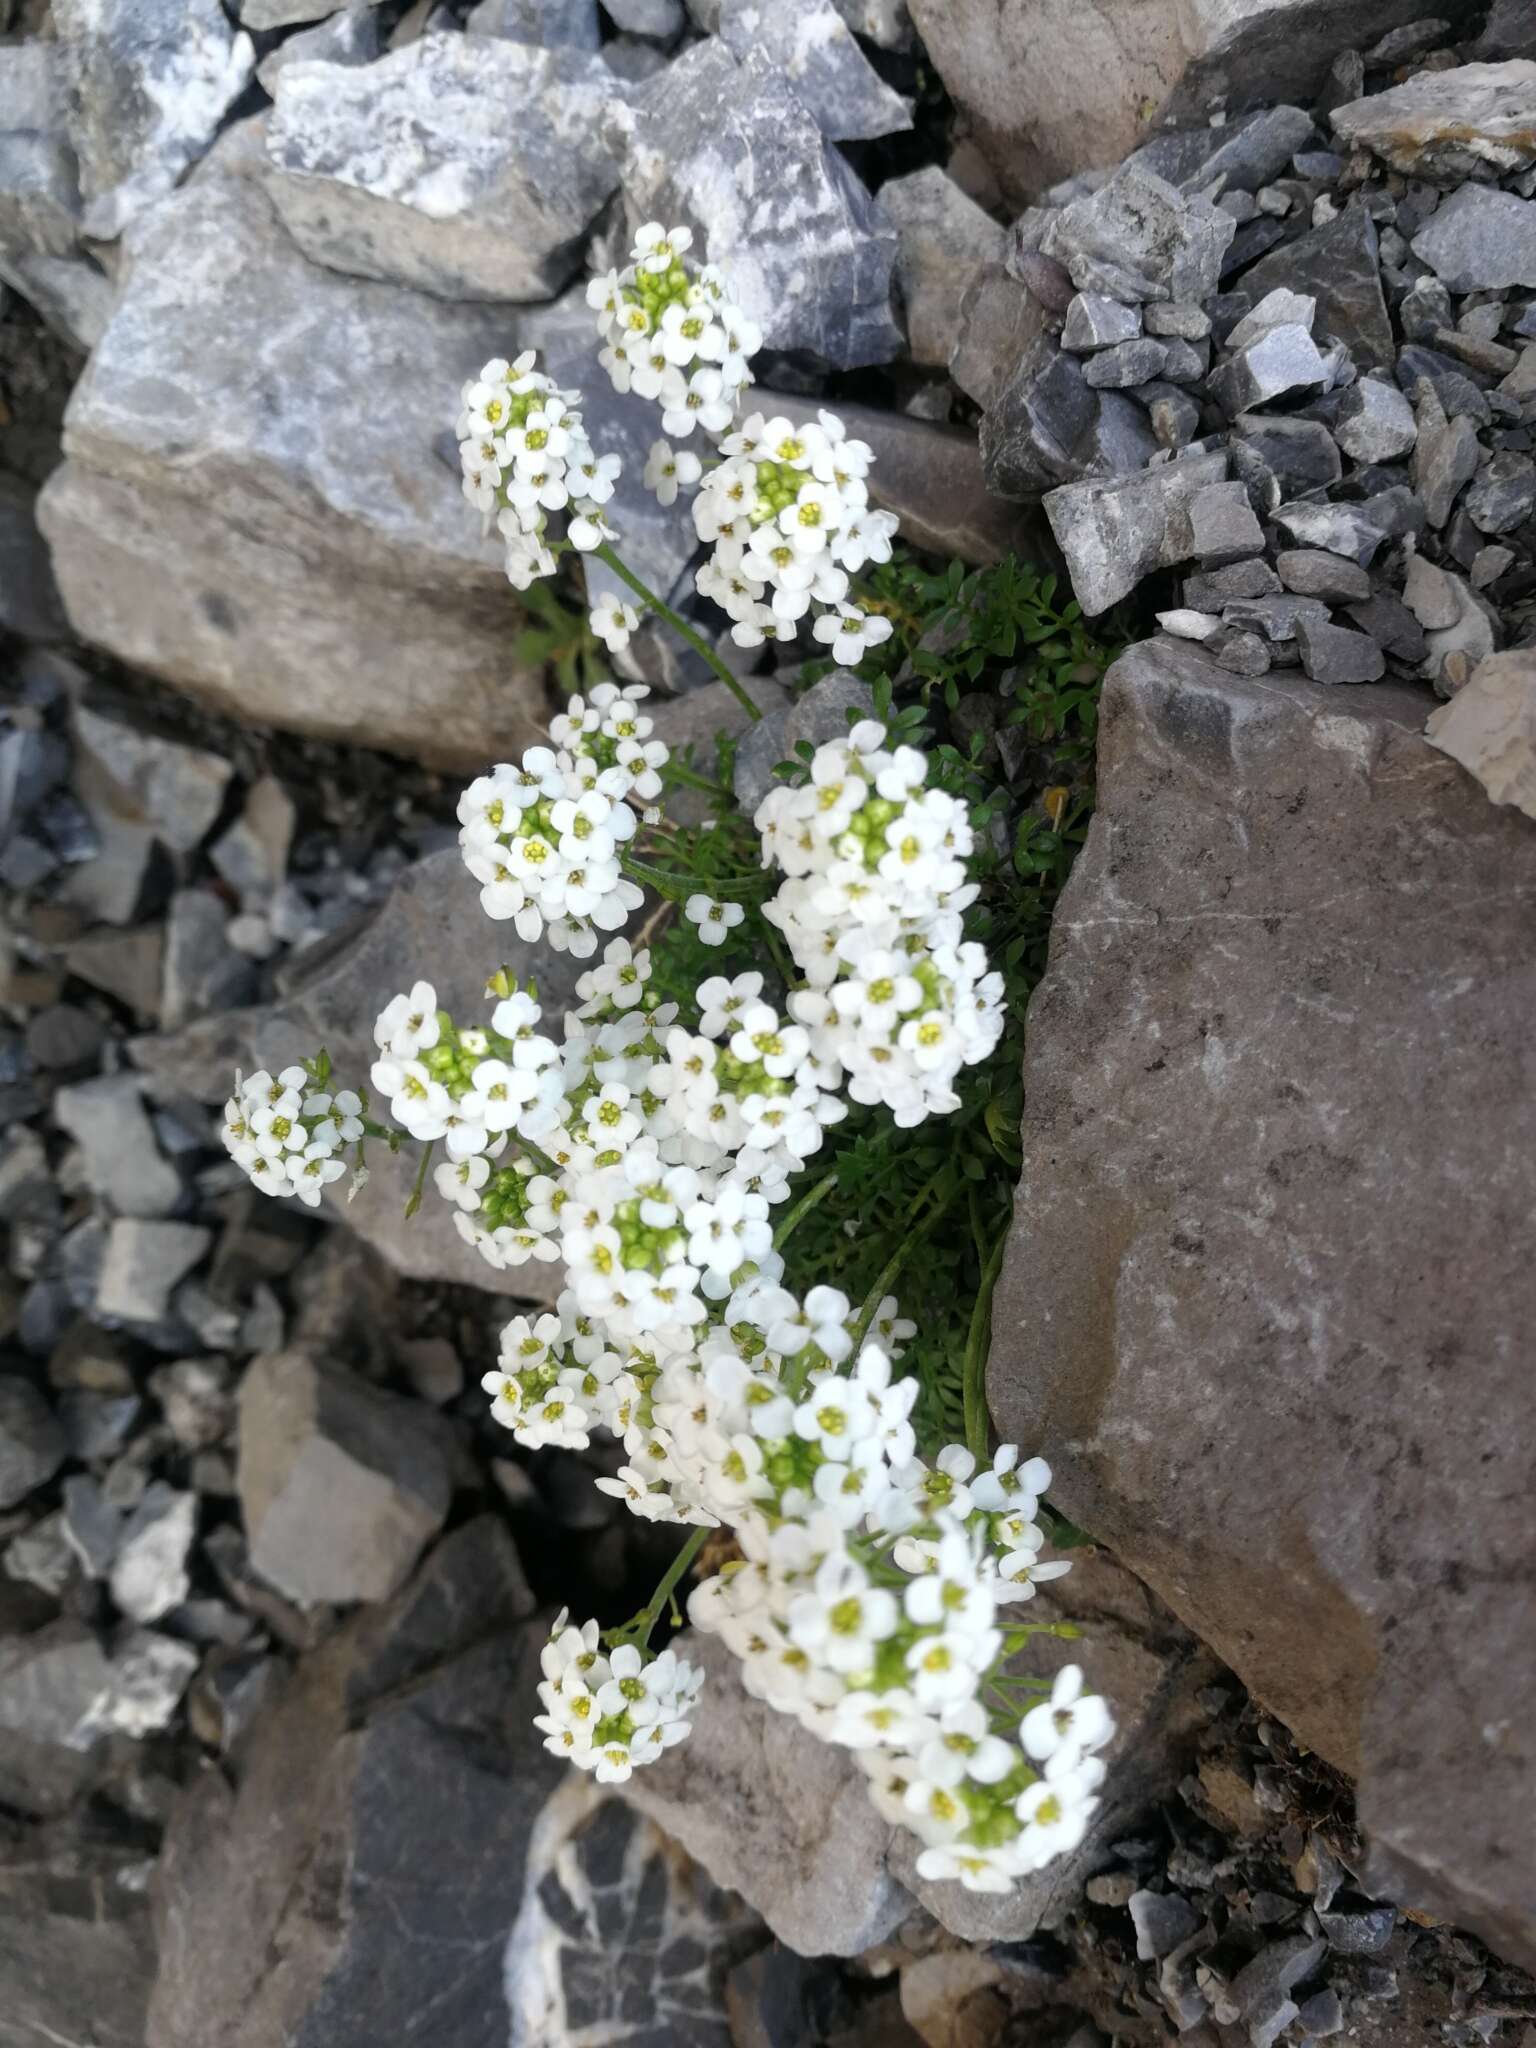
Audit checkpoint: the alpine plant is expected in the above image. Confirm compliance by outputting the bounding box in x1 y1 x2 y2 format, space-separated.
224 223 1113 1889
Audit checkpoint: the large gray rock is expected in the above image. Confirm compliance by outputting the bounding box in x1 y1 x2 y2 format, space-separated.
256 6 383 95
906 0 1460 202
613 38 901 369
0 41 114 349
37 150 544 770
1040 165 1236 306
53 0 255 240
0 1810 158 2048
880 165 1006 371
1043 448 1229 615
1410 181 1536 293
1425 648 1536 818
264 34 626 302
0 1620 197 1816
989 636 1536 1973
717 0 911 141
147 1519 546 2048
236 1350 452 1606
1331 59 1536 183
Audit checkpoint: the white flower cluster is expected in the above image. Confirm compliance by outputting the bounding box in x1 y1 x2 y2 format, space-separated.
693 410 900 655
456 350 621 591
535 1613 702 1784
588 223 760 436
757 723 1007 1127
221 1066 364 1207
457 682 665 957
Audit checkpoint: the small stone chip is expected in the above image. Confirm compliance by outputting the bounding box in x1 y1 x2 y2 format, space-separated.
1189 481 1266 563
1295 615 1387 684
1276 549 1373 602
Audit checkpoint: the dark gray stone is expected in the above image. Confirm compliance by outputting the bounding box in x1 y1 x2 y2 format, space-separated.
1316 1901 1398 1952
1276 550 1373 602
1396 343 1494 426
61 1473 123 1578
1411 181 1536 291
1184 558 1281 607
1222 594 1332 643
615 39 900 369
1273 498 1396 564
1334 377 1418 463
1188 481 1265 564
1062 293 1142 351
1235 206 1395 370
1145 300 1211 340
989 638 1536 1974
54 1072 181 1218
951 263 1047 409
0 1809 157 2048
605 0 683 29
734 671 872 815
1040 164 1236 305
0 1377 65 1510
1083 337 1169 388
465 0 599 41
59 1389 141 1461
1295 615 1388 683
0 476 67 642
1465 449 1536 531
1130 105 1316 197
162 889 257 1031
147 1519 547 2048
1209 324 1328 416
1043 449 1229 615
1147 386 1203 450
1231 414 1342 498
1411 382 1482 526
1209 626 1272 675
1128 1887 1204 1960
1346 592 1427 664
982 333 1158 497
717 0 911 141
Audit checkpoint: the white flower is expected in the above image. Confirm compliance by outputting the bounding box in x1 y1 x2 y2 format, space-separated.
643 438 702 506
812 604 894 668
684 894 744 946
1019 1666 1115 1765
591 592 640 653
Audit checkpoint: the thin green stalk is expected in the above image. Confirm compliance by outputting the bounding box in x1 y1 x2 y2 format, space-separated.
594 542 761 721
403 1139 436 1219
664 758 734 800
851 1167 957 1352
612 1526 710 1652
962 1220 1011 1461
773 1167 839 1250
515 1134 562 1177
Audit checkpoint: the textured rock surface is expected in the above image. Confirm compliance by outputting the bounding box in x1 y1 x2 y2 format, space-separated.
37 152 543 771
906 0 1460 202
53 0 255 240
1426 648 1536 816
717 0 911 141
264 34 626 302
1043 449 1229 615
613 38 900 369
1331 59 1536 182
236 1350 451 1605
881 166 1006 370
0 41 114 349
147 1519 548 2048
989 636 1536 1971
0 1811 158 2048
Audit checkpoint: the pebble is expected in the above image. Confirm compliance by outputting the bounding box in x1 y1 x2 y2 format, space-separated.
1083 338 1169 388
1276 550 1373 602
1061 293 1142 351
1334 377 1418 462
1129 1887 1204 1960
1157 609 1221 640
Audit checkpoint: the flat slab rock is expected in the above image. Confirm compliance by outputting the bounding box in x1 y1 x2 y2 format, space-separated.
37 139 543 771
989 636 1536 1974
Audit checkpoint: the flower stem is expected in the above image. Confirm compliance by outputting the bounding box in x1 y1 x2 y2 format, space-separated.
403 1139 436 1219
773 1167 839 1250
615 1525 710 1652
852 1167 956 1351
962 1220 1010 1462
593 542 762 721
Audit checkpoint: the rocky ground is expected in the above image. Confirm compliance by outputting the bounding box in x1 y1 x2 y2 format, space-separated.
2 0 1536 2044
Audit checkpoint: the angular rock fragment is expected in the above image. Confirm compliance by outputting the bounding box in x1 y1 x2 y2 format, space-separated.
1277 550 1373 603
1273 498 1394 565
880 166 1005 369
1464 450 1536 532
1334 376 1418 463
466 0 601 41
256 6 383 94
1062 293 1143 351
1209 626 1272 675
1145 301 1211 340
1236 206 1395 370
1425 649 1536 817
37 162 542 770
0 1377 66 1510
1294 614 1387 684
718 0 911 140
1412 182 1536 291
615 39 900 368
982 334 1158 498
0 42 113 350
1083 337 1169 388
1189 480 1265 564
1231 414 1342 500
1222 594 1331 644
1043 449 1228 614
950 264 1045 409
1411 382 1481 526
54 1073 182 1219
237 1350 451 1605
265 34 625 302
53 0 255 240
1210 324 1328 416
1130 105 1316 198
111 1483 196 1623
97 1220 211 1325
1041 165 1236 304
1347 592 1426 664
1184 558 1281 607
72 705 232 855
1331 60 1536 183
1226 288 1316 351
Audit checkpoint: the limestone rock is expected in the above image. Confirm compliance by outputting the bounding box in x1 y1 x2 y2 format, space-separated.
0 41 114 349
147 1520 549 2048
1040 165 1236 306
256 6 383 95
55 1073 181 1218
1043 449 1230 615
950 264 1046 411
613 39 900 369
0 1810 158 2048
264 34 627 302
236 1349 451 1605
906 0 1444 202
1331 60 1536 183
989 636 1536 1973
38 155 543 770
96 1219 210 1325
0 1376 65 1510
71 703 232 854
1425 649 1536 817
466 0 601 43
881 166 1006 370
1411 181 1536 292
110 1482 196 1623
718 0 911 141
982 335 1158 501
53 0 255 240
1236 205 1395 372
0 1620 197 1815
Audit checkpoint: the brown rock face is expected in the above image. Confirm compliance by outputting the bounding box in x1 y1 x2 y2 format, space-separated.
988 638 1536 1969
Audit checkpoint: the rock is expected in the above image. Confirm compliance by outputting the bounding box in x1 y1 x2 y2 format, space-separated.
1425 649 1536 816
1412 183 1536 291
1236 206 1395 371
162 889 256 1031
1044 449 1230 616
64 927 165 1020
1231 414 1342 500
981 336 1159 499
53 0 255 240
1404 552 1468 632
1346 591 1427 664
0 1619 197 1814
72 704 232 855
256 6 384 94
1411 382 1481 526
505 1788 765 2045
1082 337 1169 388
61 1473 123 1578
1129 1887 1204 1961
881 167 1006 370
1040 165 1236 305
905 0 1446 202
1422 569 1499 693
4 1514 75 1597
59 1389 142 1461
1316 1901 1398 1952
1062 294 1143 352
150 1357 234 1451
1188 481 1265 564
0 1376 65 1510
1146 301 1211 340
147 1519 547 2048
209 777 296 908
1334 378 1418 463
1209 625 1272 675
1465 450 1536 532
1209 325 1329 416
111 1483 196 1623
614 39 901 369
236 1349 451 1605
718 0 910 141
265 35 625 302
950 264 1045 410
1294 614 1387 683
1276 550 1373 603
1225 288 1316 351
54 1073 181 1218
1130 105 1318 199
605 0 684 29
990 636 1536 1974
1221 594 1331 645
622 1629 912 1955
0 476 67 642
733 669 871 814
1331 60 1536 183
394 1337 462 1407
0 1809 158 2048
466 0 601 43
38 159 543 772
1232 1933 1327 2048
1272 498 1396 565
26 1002 105 1075
97 1220 210 1325
241 0 338 26
1158 608 1221 640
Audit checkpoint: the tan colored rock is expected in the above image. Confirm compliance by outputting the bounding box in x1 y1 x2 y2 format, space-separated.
880 165 1006 371
1425 650 1536 818
1331 59 1536 184
990 637 1536 1972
